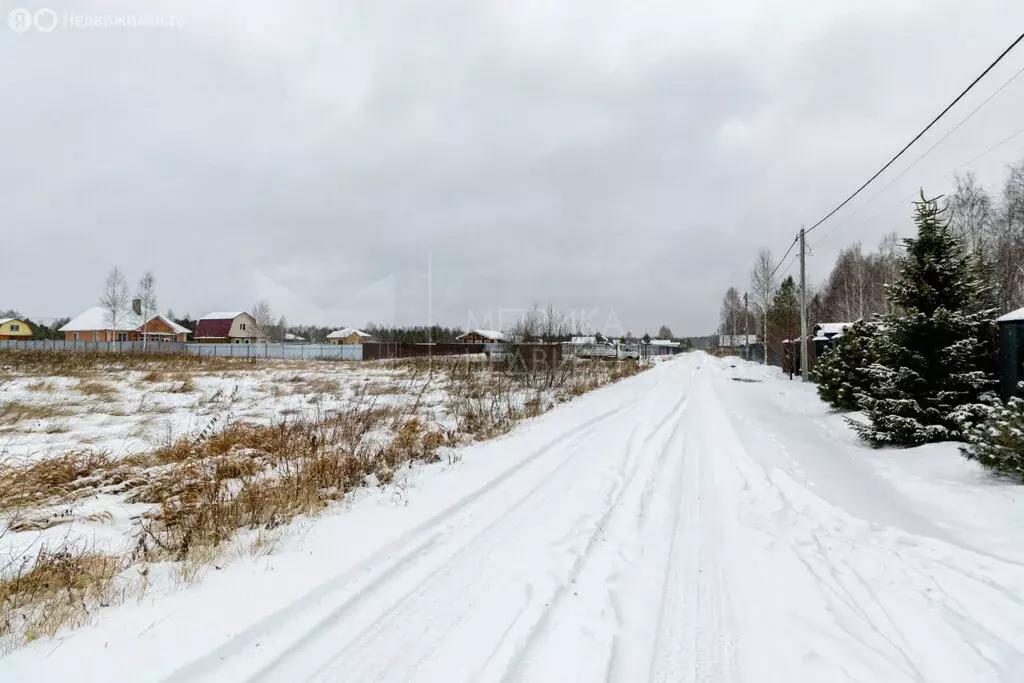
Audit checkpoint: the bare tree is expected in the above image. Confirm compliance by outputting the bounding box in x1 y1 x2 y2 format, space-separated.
947 171 995 261
135 271 158 347
720 287 742 347
749 248 776 363
826 243 870 321
506 303 570 343
251 300 274 338
99 267 129 339
876 231 903 314
993 160 1024 310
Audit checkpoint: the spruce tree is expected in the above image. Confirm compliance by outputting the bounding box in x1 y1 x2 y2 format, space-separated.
815 319 878 411
768 276 800 364
960 393 1024 480
850 192 996 447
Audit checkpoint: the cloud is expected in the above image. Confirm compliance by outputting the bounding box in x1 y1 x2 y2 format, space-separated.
2 0 1023 333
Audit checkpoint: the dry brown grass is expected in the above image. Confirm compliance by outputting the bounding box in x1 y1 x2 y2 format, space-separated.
24 380 59 393
0 544 126 649
0 352 646 650
0 450 146 513
363 380 405 396
77 380 115 397
0 401 74 423
165 375 197 394
133 409 447 561
0 349 275 378
286 376 341 395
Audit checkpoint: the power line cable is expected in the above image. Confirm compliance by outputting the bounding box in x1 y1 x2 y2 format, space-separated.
809 121 1024 251
767 233 800 283
853 62 1024 214
803 31 1024 236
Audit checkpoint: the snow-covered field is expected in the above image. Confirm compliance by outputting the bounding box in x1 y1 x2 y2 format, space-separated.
3 352 1024 681
0 359 445 464
0 352 641 652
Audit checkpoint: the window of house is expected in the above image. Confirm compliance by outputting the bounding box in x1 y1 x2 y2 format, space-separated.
117 332 129 342
73 333 79 341
241 323 247 331
93 332 99 341
10 324 19 332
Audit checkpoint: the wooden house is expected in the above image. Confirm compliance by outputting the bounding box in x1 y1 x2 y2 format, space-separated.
194 312 264 344
0 317 33 341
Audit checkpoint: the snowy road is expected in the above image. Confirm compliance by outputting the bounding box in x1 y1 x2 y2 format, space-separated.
6 354 1024 682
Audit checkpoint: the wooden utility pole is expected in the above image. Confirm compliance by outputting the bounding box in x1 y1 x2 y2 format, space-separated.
743 292 749 361
799 227 808 382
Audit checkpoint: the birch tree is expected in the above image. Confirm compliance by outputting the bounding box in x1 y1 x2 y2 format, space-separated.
252 300 274 338
99 267 129 338
720 287 743 347
749 248 775 364
135 271 158 345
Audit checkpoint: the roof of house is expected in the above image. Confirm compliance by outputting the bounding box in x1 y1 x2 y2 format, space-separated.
194 311 258 339
649 339 680 347
718 334 758 347
569 336 597 345
144 314 191 335
199 311 247 321
59 306 142 332
997 307 1024 323
457 329 505 341
326 327 373 339
814 322 853 337
284 333 306 341
0 317 25 326
194 318 234 338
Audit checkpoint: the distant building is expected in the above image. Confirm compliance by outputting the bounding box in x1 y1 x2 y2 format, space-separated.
60 306 143 342
283 333 306 343
138 314 191 343
194 312 264 344
646 339 681 356
997 306 1024 400
0 317 33 340
718 334 758 348
457 329 505 344
60 307 193 342
811 322 853 360
326 327 374 345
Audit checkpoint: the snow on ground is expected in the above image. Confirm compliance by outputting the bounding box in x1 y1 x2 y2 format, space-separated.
3 352 1024 682
0 360 448 464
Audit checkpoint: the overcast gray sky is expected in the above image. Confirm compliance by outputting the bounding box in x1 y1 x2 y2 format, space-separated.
3 0 1024 335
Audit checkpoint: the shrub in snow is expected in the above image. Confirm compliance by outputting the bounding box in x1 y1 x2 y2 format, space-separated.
960 394 1024 481
850 193 998 448
815 319 879 411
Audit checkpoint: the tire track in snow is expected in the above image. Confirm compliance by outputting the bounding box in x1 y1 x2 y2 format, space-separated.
252 371 673 683
500 368 698 682
162 402 625 683
647 370 737 683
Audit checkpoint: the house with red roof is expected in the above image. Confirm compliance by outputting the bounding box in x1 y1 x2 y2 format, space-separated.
194 311 265 344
